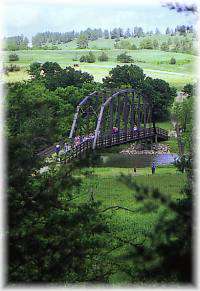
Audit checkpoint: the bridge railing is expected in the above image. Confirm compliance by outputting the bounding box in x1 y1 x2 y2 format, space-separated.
38 127 168 159
95 128 159 149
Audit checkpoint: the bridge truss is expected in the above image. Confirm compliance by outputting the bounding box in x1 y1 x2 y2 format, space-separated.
38 88 168 159
69 88 153 149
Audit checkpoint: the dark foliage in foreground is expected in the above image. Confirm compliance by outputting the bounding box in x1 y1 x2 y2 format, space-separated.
8 161 110 283
119 153 193 283
7 80 111 283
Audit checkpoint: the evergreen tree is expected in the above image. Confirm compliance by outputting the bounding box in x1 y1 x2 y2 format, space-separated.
103 29 110 39
133 27 144 37
77 34 89 49
118 27 124 37
110 28 120 39
155 27 161 35
124 28 132 38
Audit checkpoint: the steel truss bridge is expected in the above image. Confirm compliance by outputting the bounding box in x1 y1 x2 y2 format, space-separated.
38 88 168 159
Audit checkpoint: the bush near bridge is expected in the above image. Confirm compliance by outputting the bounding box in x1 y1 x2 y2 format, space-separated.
103 64 176 121
142 76 177 121
183 83 196 97
103 64 144 89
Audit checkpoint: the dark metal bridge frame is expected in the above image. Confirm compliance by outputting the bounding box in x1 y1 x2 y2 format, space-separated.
38 89 168 159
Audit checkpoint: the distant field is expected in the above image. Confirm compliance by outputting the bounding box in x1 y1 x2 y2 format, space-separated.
59 34 195 51
3 35 197 89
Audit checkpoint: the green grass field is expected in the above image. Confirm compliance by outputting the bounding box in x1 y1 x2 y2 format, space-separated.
50 34 196 51
3 35 197 89
75 165 186 283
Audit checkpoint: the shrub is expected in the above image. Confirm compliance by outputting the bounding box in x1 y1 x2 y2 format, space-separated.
79 52 96 63
117 52 133 63
4 64 20 73
51 45 59 50
9 53 19 61
131 43 137 50
160 42 169 51
103 64 145 89
114 40 136 50
169 57 176 64
29 62 42 78
153 39 159 49
80 55 87 62
98 52 109 62
183 83 195 97
86 51 96 63
139 38 154 49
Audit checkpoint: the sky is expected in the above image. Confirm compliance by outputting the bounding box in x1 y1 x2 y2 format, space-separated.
2 0 198 39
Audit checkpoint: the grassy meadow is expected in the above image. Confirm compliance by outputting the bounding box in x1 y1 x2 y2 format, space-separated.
3 35 197 89
74 165 186 283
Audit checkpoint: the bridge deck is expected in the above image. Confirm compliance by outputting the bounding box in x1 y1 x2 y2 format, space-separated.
38 127 168 160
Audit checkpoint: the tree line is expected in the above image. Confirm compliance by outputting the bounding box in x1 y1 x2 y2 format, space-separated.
4 24 194 50
4 35 29 50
